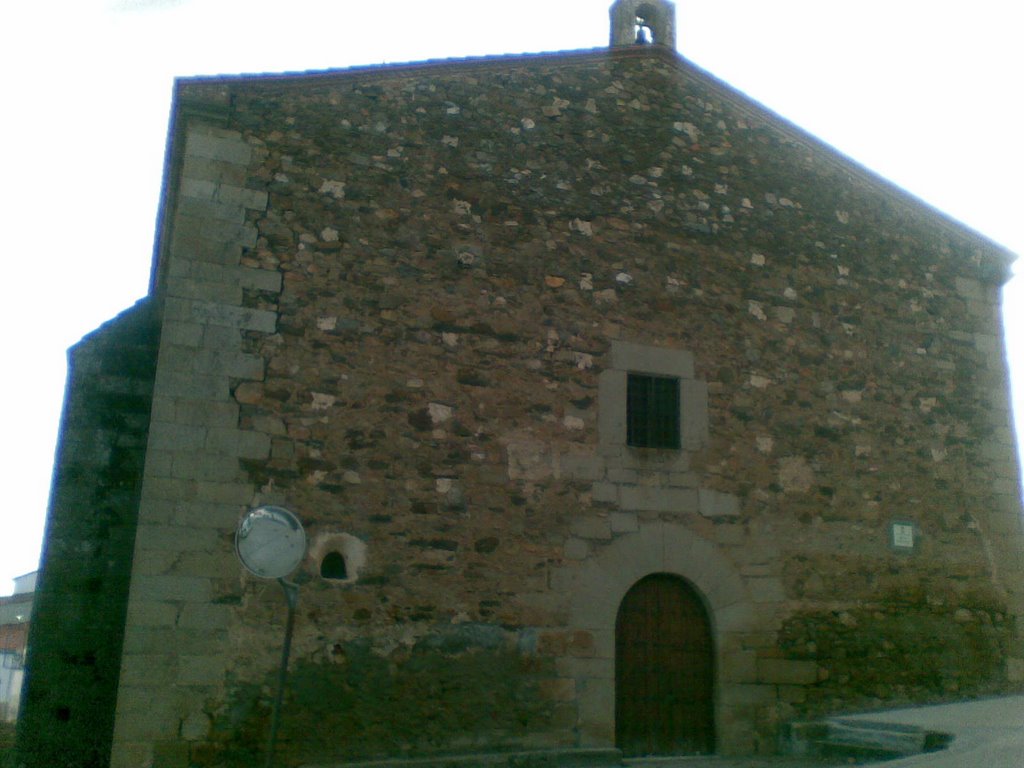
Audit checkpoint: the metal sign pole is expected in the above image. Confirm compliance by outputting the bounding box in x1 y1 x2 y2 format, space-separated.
265 578 299 768
234 506 307 768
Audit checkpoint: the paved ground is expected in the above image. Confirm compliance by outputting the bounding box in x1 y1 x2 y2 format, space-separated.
625 694 1024 767
840 694 1024 767
627 758 856 767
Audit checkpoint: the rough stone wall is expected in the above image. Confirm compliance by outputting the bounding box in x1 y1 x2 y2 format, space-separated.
94 47 1024 767
159 47 1022 762
17 300 160 768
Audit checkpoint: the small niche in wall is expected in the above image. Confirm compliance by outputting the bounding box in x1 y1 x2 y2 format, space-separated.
320 551 348 580
309 532 366 585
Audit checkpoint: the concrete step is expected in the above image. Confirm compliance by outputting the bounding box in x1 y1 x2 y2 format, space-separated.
301 747 623 768
783 717 952 762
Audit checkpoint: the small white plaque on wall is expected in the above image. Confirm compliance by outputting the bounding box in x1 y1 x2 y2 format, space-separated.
890 520 917 552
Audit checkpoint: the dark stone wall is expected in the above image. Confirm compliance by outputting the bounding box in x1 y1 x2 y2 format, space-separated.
17 299 160 768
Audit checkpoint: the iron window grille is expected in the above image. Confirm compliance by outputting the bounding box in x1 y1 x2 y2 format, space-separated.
627 373 681 449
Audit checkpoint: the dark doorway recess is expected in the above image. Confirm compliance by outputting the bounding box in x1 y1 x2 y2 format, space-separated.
615 573 715 756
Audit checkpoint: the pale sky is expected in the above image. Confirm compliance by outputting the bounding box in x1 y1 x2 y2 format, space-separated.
2 0 1022 594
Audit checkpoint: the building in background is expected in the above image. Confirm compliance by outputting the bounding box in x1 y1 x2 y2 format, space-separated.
1 572 36 722
18 2 1024 767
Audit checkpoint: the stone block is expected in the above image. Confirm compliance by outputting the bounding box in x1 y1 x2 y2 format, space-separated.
173 452 240 482
597 368 627 447
720 650 757 683
136 524 217 553
556 657 613 680
757 658 818 685
746 577 787 603
988 512 1024 536
700 488 740 518
186 300 278 333
153 739 191 768
177 655 226 686
619 485 698 513
778 684 808 703
148 423 207 451
576 676 614 734
128 602 179 628
176 234 245 267
560 454 606 481
110 683 181 719
238 265 283 292
216 184 268 210
173 552 241 579
186 129 251 165
131 574 214 603
195 480 254 504
715 602 757 634
1007 656 1024 683
178 276 243 304
538 677 576 702
954 276 983 300
181 709 211 740
204 427 239 455
143 477 199 502
201 323 243 348
177 604 233 631
145 449 175 478
609 511 638 533
157 372 230 400
199 218 258 249
610 340 694 378
166 500 235 529
565 538 590 560
238 429 272 459
119 655 177 686
588 628 614 660
681 378 709 449
133 552 186 579
110 741 154 768
668 470 699 486
721 682 776 705
571 516 612 540
182 156 248 185
176 399 239 428
178 197 246 226
224 352 265 380
591 481 619 503
181 178 218 201
607 467 638 484
160 320 204 347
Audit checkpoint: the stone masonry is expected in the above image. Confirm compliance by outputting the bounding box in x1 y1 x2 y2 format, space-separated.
20 17 1024 768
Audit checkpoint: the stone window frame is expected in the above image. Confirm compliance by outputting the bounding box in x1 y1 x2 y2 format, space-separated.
598 340 708 455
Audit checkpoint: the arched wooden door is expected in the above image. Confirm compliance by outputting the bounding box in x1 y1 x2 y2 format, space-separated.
615 573 715 756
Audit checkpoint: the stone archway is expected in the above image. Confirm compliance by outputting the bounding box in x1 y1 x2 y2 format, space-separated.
554 520 755 753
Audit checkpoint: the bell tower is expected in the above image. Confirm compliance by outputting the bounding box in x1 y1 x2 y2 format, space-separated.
609 0 677 49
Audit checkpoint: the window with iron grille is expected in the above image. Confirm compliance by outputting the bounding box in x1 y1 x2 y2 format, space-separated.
627 373 680 449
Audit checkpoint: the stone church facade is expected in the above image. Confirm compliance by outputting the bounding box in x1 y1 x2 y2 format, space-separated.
18 2 1024 767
